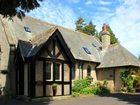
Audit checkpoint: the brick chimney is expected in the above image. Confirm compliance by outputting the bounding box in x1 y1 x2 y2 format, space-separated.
101 24 110 49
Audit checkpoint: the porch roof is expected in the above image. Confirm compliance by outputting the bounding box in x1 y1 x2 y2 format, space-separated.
97 43 140 68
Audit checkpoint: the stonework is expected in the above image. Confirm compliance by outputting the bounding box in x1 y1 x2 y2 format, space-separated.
101 33 111 49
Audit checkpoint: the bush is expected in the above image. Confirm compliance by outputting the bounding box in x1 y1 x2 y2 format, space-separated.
92 81 110 95
72 78 90 93
120 69 137 93
72 92 80 97
80 87 93 95
93 86 110 95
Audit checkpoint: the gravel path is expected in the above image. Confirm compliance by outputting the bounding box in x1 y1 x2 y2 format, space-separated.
0 93 140 105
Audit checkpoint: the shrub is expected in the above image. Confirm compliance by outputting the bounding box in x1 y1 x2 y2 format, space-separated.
72 92 80 97
72 78 90 93
120 69 137 93
80 87 93 95
92 81 110 95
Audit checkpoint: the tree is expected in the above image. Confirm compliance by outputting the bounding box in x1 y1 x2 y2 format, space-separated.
0 0 42 19
75 17 96 36
75 17 85 32
82 21 96 36
107 25 118 44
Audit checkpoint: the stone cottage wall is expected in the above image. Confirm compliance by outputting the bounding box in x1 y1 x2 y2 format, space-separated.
97 69 115 91
74 62 97 83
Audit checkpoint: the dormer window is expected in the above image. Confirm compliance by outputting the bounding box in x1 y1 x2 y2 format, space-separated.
83 47 91 54
92 43 96 47
24 26 31 33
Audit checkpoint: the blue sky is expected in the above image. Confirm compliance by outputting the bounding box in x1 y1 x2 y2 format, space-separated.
28 0 140 57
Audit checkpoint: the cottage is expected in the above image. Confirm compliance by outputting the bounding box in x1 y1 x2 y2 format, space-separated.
0 16 140 98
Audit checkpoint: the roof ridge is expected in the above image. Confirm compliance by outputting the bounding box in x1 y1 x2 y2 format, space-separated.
26 16 100 40
25 16 56 27
59 26 97 38
31 26 57 45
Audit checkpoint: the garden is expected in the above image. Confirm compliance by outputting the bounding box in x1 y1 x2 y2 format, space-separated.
72 78 110 97
72 69 140 97
120 69 140 93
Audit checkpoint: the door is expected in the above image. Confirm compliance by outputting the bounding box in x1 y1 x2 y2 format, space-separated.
16 63 24 95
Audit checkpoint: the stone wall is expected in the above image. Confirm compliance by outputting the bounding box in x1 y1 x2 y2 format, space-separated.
114 68 122 92
74 62 97 82
97 69 115 91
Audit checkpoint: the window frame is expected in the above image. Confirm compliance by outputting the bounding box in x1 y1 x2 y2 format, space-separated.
24 26 31 33
54 63 61 81
45 62 52 81
82 47 91 54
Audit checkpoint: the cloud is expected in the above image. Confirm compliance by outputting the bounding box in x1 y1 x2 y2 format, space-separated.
98 6 112 12
78 7 85 14
27 0 140 57
67 0 80 4
85 0 112 5
91 12 114 31
109 0 140 56
85 0 93 5
27 0 77 29
123 0 138 5
99 0 112 5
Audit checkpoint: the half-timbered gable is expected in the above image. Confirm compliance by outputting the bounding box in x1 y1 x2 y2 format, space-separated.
16 29 75 98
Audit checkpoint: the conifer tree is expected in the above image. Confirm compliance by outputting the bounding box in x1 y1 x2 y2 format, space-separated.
107 25 118 44
75 17 85 32
75 17 96 36
82 21 96 36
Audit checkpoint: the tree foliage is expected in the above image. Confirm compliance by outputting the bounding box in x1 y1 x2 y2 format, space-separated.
0 0 42 19
82 21 96 35
75 17 85 32
120 69 137 92
75 17 96 36
107 25 118 44
75 17 118 44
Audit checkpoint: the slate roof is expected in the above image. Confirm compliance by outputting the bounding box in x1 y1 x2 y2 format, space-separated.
97 43 140 68
1 15 140 68
17 27 56 58
58 27 101 62
0 15 54 45
18 26 102 62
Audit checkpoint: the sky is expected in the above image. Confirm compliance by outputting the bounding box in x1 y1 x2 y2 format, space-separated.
28 0 140 57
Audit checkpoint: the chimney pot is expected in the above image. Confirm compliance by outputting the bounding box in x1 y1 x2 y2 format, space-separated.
102 23 107 32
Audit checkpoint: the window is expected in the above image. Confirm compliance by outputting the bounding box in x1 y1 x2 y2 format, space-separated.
83 47 91 54
46 62 51 80
92 43 96 47
87 65 91 77
24 26 31 33
55 63 60 80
